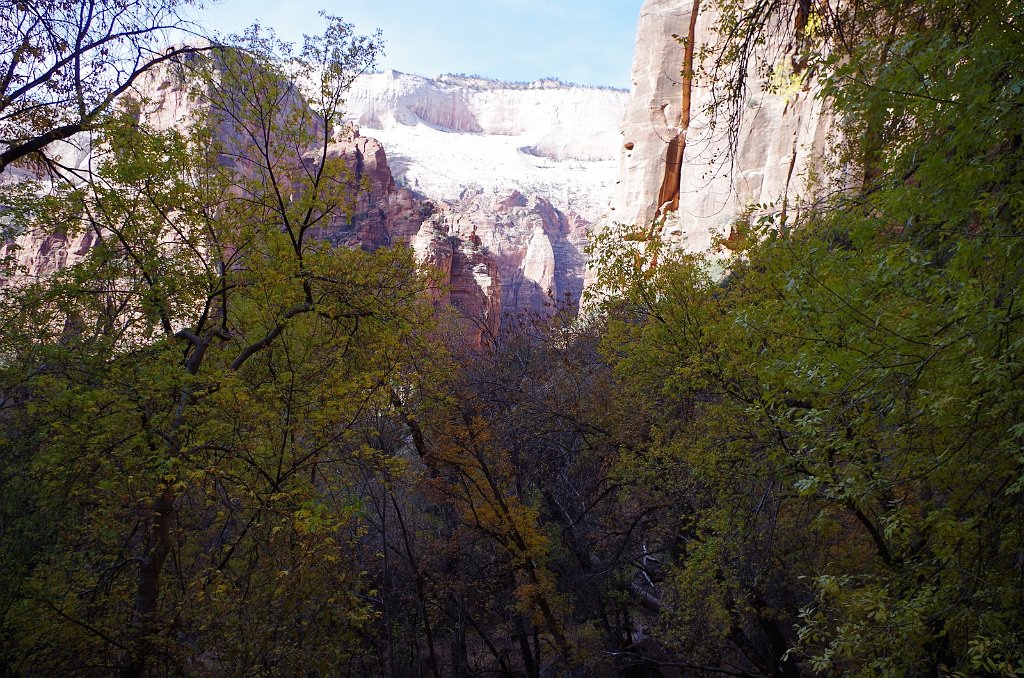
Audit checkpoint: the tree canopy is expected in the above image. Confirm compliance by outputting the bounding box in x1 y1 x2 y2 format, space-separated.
0 0 212 175
1 0 1023 675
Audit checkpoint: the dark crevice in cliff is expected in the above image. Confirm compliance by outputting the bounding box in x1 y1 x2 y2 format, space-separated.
655 0 701 221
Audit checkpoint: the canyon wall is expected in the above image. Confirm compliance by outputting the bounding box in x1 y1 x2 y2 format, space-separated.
4 0 840 334
604 0 833 252
343 71 626 320
2 58 627 343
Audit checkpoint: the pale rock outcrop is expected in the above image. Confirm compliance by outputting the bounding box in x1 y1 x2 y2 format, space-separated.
412 215 502 347
340 71 630 320
521 226 556 303
343 71 627 222
4 230 97 283
346 70 625 161
426 188 589 321
603 0 833 252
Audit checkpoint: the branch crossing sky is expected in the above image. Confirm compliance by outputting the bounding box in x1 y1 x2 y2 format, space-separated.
193 0 641 89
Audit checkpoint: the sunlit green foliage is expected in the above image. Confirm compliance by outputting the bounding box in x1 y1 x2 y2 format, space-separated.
0 18 440 675
590 0 1024 675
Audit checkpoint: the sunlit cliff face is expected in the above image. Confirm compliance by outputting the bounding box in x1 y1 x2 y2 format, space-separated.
602 0 834 254
341 70 627 222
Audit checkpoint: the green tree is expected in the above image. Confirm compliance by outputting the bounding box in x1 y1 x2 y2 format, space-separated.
590 0 1024 674
0 18 444 675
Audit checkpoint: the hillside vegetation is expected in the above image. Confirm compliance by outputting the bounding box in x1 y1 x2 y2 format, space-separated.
1 0 1022 675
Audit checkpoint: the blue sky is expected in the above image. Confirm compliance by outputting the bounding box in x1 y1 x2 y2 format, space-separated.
191 0 641 88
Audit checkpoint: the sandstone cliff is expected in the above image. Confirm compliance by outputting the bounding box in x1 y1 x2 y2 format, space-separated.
3 58 629 336
342 71 625 319
605 0 833 252
432 189 588 319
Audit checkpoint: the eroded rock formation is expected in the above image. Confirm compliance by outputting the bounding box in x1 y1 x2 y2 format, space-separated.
341 70 623 319
431 189 589 321
3 56 630 339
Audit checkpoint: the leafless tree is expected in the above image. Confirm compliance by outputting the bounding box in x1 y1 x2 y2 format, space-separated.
0 0 206 174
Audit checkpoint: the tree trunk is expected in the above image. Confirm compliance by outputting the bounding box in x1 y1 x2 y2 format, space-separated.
122 487 176 678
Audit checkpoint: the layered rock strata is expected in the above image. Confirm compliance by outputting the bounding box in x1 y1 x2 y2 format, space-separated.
433 189 589 320
341 71 627 320
4 60 630 336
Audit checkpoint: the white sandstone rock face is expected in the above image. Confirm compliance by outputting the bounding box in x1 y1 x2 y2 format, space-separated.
343 71 628 222
412 215 502 348
427 188 589 320
604 0 833 252
341 70 625 319
3 229 97 283
522 226 556 302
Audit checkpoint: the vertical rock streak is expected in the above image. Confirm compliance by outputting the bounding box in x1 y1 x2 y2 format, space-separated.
596 0 835 268
655 0 701 219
